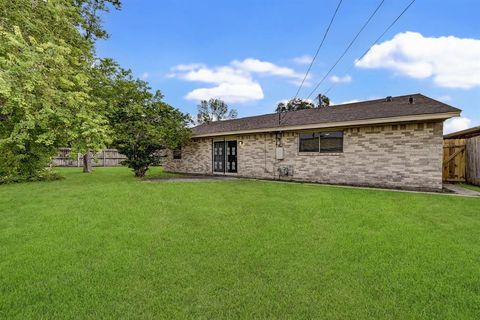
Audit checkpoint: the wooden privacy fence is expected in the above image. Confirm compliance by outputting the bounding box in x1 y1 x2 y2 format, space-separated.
466 136 480 185
52 148 126 167
443 139 466 182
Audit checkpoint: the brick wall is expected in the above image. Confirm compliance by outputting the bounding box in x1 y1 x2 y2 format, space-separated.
164 137 212 174
164 121 444 191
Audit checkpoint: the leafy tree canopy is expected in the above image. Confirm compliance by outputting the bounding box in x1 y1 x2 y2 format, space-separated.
0 0 114 181
276 99 315 113
276 95 330 113
75 0 122 42
0 0 191 181
105 66 191 177
317 94 331 108
197 98 237 124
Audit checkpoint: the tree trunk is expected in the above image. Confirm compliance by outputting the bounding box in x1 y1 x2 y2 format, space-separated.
134 166 148 178
83 150 93 173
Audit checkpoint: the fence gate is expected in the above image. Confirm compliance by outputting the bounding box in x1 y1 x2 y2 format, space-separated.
443 139 466 182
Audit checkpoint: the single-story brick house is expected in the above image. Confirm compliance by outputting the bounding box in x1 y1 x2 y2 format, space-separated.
164 94 461 191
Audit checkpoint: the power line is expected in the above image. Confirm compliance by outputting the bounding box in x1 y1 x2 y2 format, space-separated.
324 0 417 95
293 0 343 100
305 0 386 100
279 0 343 126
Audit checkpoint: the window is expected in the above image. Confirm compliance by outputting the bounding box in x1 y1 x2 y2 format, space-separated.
320 131 343 153
299 133 320 152
299 131 343 153
173 147 182 159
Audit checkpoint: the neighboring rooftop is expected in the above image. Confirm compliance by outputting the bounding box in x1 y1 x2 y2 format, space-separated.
444 125 480 139
192 94 461 137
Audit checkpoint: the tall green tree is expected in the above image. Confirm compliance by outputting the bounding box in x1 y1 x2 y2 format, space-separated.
197 98 237 124
75 0 121 42
102 66 191 177
75 0 121 172
0 0 113 181
78 57 122 173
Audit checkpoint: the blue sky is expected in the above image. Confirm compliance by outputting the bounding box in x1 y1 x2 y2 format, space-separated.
96 0 480 133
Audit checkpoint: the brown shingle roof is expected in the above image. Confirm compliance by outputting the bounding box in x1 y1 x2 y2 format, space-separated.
192 94 461 137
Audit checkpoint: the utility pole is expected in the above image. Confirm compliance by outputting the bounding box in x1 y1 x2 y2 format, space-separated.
317 93 323 108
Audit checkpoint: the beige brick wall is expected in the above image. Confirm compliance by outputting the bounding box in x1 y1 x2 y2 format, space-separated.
164 121 444 191
164 137 212 174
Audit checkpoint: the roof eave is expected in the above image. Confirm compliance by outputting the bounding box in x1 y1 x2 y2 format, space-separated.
444 125 480 139
192 111 460 138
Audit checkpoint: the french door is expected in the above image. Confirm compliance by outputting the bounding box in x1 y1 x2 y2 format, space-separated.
226 141 237 173
213 141 225 173
213 140 237 174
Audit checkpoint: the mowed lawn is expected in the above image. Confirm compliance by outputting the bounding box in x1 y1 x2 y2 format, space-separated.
1 168 479 319
461 183 480 193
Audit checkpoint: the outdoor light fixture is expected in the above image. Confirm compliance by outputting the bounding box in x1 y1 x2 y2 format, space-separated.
239 141 243 146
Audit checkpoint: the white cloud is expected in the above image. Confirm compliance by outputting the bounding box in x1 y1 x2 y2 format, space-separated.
231 58 304 79
436 95 452 102
330 74 352 83
178 66 252 85
356 32 480 89
141 72 149 79
185 83 264 103
170 58 306 103
172 63 206 71
444 117 472 134
171 65 262 103
293 55 313 65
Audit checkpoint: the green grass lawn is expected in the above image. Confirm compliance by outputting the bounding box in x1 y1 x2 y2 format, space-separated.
1 167 479 319
461 183 480 193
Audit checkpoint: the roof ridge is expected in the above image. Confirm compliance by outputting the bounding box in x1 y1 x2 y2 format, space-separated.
197 111 276 127
194 93 426 128
331 93 423 107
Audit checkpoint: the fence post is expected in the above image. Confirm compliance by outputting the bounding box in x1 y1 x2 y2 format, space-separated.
103 150 106 167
